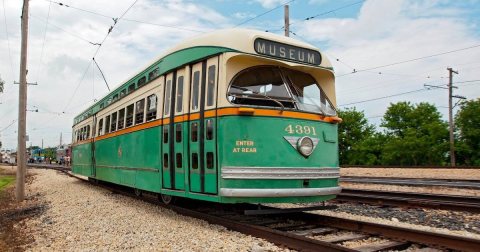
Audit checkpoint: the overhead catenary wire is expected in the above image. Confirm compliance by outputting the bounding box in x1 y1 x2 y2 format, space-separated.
34 0 52 82
235 0 295 27
61 0 138 113
2 0 15 81
339 88 430 107
44 0 204 33
337 43 480 77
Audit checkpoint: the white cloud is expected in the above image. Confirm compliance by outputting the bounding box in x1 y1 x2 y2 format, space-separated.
253 0 286 9
295 0 480 127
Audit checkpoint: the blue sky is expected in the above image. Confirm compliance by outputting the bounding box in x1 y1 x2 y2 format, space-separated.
1 0 480 149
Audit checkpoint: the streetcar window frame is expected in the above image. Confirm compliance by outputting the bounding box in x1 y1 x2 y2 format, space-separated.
206 65 216 107
164 79 172 116
135 98 145 125
146 94 157 121
111 112 117 132
86 125 90 139
98 119 104 136
137 76 147 88
126 104 134 127
128 83 135 93
148 67 159 81
105 115 111 134
118 108 125 130
176 75 184 113
120 89 127 98
191 71 200 111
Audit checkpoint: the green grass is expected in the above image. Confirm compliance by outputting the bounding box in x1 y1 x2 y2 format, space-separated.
0 176 15 191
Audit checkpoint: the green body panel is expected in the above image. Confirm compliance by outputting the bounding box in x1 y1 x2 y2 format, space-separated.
218 116 339 168
72 142 93 176
72 114 339 204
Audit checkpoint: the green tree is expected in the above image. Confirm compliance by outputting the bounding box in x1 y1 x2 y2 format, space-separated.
455 99 480 165
380 102 449 165
338 108 376 165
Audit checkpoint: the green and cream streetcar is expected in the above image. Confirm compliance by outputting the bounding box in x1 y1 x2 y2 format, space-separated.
72 28 342 204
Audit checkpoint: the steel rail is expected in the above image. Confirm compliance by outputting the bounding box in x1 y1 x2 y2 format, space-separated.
336 188 480 212
341 176 480 189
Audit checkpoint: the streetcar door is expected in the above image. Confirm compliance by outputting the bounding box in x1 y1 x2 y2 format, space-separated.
188 57 219 194
161 70 186 191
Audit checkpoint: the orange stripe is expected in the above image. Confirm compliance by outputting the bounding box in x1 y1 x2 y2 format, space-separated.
73 107 338 146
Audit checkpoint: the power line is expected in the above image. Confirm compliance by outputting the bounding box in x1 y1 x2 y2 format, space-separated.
61 0 138 113
235 0 295 27
45 0 204 33
34 0 52 82
2 0 15 80
339 88 429 107
267 0 364 32
0 120 17 133
30 14 101 45
337 43 480 77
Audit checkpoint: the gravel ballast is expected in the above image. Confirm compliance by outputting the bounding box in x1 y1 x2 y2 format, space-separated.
22 169 287 251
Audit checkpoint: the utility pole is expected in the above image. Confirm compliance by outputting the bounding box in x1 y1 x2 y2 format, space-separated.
284 5 289 37
447 67 458 167
16 0 30 201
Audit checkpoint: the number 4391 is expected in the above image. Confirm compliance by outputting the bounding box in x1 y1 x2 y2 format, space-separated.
285 125 317 135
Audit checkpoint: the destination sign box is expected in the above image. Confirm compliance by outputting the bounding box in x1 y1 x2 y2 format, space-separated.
254 38 321 65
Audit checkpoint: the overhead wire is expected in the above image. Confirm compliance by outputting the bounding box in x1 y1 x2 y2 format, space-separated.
61 0 139 113
337 43 480 77
235 0 295 27
2 0 15 81
34 0 52 82
44 0 204 33
339 88 431 107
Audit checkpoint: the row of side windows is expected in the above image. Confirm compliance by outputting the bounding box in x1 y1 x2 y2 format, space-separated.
97 94 157 136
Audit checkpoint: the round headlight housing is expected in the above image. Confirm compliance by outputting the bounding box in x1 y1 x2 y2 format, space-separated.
297 136 314 157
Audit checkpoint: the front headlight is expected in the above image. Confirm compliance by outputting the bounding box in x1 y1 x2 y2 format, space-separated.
297 136 314 157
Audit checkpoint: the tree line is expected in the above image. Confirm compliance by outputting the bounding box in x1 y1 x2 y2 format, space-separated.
338 99 480 166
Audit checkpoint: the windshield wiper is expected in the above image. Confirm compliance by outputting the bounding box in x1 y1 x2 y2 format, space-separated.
230 85 285 111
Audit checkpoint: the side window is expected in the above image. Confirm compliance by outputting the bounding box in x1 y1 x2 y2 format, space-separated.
137 76 147 88
86 125 90 139
112 94 118 102
148 67 159 81
98 119 103 136
126 104 134 127
191 71 200 110
176 76 184 113
191 122 198 142
135 99 145 124
111 112 117 132
100 103 104 109
128 83 135 93
206 65 216 107
206 119 213 140
118 108 125 130
146 94 157 121
120 89 126 98
164 80 172 116
105 115 111 134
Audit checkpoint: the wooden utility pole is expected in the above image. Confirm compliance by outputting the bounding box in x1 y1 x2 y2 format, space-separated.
16 0 29 201
284 5 289 37
447 67 458 167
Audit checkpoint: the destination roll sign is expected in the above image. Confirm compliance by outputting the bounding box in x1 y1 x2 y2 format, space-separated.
254 38 321 65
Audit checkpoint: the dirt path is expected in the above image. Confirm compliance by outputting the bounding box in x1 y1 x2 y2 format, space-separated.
0 166 41 251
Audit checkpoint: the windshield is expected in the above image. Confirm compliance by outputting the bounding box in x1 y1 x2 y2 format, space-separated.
228 66 336 116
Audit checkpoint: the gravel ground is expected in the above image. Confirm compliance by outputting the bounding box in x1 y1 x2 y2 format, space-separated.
21 169 288 251
341 168 480 180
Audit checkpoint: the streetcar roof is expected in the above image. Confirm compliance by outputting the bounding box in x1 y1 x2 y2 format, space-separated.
73 28 332 125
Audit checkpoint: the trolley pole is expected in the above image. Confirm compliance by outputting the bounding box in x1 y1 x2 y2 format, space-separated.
16 0 30 201
447 67 458 167
284 5 289 37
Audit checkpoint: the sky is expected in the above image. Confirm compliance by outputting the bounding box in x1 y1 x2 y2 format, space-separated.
0 0 479 150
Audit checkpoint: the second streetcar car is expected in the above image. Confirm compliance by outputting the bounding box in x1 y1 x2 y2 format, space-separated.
72 28 342 204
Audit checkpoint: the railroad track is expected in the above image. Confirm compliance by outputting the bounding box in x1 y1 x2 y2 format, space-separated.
341 176 480 189
337 188 480 213
30 166 480 252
